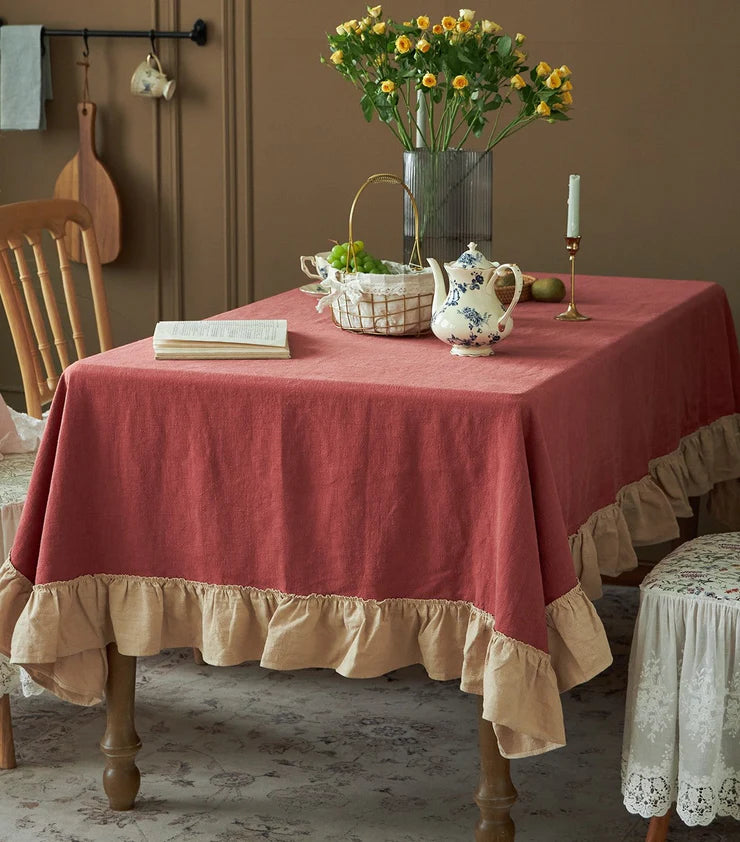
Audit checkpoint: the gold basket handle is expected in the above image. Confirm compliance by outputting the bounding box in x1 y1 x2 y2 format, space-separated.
346 173 423 272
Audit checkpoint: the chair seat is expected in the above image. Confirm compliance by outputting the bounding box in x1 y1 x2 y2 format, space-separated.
622 533 740 828
641 533 740 602
0 451 36 507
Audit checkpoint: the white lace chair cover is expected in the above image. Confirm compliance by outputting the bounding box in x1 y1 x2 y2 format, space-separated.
0 398 45 697
622 533 740 827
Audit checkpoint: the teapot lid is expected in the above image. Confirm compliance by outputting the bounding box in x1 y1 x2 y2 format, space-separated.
449 242 497 270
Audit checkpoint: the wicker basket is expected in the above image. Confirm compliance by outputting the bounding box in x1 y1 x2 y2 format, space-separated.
495 273 536 305
320 174 434 337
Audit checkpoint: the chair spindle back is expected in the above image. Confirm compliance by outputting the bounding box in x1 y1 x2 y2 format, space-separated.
0 199 112 418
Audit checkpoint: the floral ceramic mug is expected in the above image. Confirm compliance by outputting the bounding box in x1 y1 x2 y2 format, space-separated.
130 54 176 100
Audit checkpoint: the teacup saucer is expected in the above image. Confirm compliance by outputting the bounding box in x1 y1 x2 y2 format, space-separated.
299 282 329 296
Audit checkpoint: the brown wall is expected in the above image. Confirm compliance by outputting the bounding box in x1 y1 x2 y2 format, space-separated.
2 0 739 407
0 0 251 407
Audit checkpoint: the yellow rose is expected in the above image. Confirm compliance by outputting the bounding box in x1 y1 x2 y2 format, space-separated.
417 15 430 29
451 74 469 89
509 74 526 90
515 32 526 43
442 16 457 30
559 91 573 105
403 21 412 26
457 19 472 33
380 79 396 93
459 8 475 21
559 65 571 77
330 50 344 65
422 72 437 87
513 49 527 64
348 19 358 30
535 101 551 117
335 25 345 35
560 80 573 92
416 38 431 53
395 35 412 53
481 19 502 34
372 21 386 34
368 4 382 17
341 21 353 33
432 24 444 34
536 61 552 77
545 71 562 89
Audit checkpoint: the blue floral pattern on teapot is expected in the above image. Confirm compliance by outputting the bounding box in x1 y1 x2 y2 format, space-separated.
427 242 524 357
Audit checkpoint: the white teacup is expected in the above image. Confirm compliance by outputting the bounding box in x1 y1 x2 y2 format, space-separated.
130 54 176 100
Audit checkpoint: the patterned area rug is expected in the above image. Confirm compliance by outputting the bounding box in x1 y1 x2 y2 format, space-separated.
0 586 737 841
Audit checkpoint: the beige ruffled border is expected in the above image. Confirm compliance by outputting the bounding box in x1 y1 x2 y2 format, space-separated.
570 413 740 598
0 558 611 760
0 413 736 757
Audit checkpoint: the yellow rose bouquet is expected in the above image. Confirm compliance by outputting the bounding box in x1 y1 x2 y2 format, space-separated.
322 6 574 152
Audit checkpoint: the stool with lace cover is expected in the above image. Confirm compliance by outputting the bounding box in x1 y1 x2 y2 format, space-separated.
622 533 740 840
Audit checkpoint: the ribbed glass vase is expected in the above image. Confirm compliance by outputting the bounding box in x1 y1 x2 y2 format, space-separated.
403 149 492 267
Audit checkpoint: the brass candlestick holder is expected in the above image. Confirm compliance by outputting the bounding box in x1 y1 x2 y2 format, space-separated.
555 236 590 321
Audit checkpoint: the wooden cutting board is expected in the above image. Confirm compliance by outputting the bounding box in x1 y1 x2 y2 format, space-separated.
53 102 121 264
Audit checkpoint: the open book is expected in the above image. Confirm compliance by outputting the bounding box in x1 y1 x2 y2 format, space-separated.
153 320 290 359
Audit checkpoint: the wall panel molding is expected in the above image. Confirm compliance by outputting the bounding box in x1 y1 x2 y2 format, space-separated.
221 0 237 310
156 0 184 320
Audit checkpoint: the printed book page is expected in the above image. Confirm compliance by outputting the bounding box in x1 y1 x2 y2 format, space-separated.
154 320 287 348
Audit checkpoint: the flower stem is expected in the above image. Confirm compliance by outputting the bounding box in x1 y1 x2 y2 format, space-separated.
393 104 414 150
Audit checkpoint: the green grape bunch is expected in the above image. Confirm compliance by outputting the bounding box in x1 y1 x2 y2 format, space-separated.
328 241 390 275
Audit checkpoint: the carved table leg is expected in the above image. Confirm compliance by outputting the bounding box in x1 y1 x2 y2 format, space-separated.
0 694 17 769
100 643 141 810
474 697 517 841
645 810 671 842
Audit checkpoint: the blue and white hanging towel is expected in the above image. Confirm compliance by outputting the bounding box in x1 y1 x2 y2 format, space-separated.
0 25 53 130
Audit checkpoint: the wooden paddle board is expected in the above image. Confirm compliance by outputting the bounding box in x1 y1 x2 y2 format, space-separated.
53 102 121 264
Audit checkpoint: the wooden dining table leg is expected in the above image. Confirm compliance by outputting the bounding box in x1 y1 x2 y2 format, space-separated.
0 693 17 769
474 697 517 841
645 810 671 842
100 643 141 810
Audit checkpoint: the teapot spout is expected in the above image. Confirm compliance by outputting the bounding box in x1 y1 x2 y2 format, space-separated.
427 258 446 314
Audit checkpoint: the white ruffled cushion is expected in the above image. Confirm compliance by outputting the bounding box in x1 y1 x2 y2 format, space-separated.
622 534 740 825
0 398 45 697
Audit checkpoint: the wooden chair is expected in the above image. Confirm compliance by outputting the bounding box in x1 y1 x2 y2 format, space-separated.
0 198 112 420
0 198 112 769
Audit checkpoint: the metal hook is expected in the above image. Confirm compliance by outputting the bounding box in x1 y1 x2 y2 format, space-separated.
82 28 89 58
149 29 158 57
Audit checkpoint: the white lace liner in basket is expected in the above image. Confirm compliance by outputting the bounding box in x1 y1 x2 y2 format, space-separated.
315 260 435 336
621 536 740 826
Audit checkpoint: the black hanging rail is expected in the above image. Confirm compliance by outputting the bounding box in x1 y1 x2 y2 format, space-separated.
0 18 208 46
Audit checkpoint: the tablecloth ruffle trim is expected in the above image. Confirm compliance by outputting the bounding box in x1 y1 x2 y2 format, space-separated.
0 559 611 759
570 413 740 599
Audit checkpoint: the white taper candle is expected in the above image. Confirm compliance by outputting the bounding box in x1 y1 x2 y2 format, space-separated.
567 174 580 237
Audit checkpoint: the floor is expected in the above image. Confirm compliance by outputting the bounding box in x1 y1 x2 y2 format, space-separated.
0 586 737 842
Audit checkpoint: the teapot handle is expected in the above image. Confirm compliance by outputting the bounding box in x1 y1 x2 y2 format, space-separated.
494 263 523 331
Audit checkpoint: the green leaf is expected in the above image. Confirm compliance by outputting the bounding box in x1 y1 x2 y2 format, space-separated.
360 94 374 122
497 35 512 58
547 110 570 121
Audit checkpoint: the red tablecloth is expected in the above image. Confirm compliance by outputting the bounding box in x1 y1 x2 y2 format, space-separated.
1 275 738 758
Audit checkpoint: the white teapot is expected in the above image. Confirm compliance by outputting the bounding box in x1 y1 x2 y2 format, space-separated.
427 243 523 356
